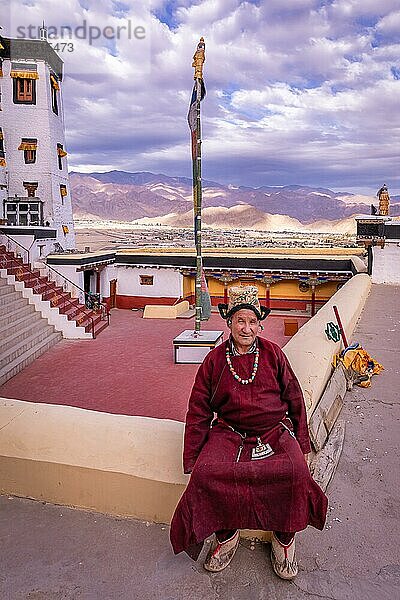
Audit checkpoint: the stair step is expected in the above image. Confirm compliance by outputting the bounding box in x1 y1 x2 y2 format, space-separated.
0 282 18 296
0 308 42 340
0 331 62 386
0 295 30 317
0 325 59 371
0 301 36 327
42 287 65 301
0 318 50 356
93 319 109 337
0 289 21 305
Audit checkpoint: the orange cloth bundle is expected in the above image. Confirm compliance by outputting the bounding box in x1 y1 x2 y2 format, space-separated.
333 345 384 387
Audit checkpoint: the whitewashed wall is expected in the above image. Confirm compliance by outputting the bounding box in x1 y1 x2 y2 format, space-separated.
0 56 75 249
372 244 400 285
100 264 118 298
115 266 183 298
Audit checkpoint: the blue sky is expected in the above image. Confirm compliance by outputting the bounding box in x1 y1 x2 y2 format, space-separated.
2 0 400 194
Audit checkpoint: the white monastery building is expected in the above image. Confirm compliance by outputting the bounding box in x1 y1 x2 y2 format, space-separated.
0 27 75 252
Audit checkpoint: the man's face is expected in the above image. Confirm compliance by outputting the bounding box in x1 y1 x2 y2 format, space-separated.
229 309 260 350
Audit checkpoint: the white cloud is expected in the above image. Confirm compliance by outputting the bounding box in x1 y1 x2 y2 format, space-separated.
1 0 398 194
376 10 400 35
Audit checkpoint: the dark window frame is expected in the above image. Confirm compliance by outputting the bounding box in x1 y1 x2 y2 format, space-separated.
57 143 63 170
23 181 39 198
60 184 67 204
24 149 36 164
139 275 154 286
51 76 59 115
4 198 43 226
13 77 37 104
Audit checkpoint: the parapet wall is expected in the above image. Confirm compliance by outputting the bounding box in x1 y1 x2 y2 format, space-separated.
284 273 372 414
0 274 371 524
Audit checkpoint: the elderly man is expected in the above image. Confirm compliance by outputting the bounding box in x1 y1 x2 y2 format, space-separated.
170 286 327 579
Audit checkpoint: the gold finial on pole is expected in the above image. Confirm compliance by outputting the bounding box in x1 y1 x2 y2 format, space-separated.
192 37 205 79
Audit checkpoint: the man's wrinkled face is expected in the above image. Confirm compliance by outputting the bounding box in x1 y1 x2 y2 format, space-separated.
229 309 260 350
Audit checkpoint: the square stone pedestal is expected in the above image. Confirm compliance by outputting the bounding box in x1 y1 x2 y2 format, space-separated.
173 330 224 364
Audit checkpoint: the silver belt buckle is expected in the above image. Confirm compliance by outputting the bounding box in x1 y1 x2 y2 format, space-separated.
251 437 274 460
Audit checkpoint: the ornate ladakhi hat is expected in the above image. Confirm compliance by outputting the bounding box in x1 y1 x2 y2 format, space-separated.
218 285 271 321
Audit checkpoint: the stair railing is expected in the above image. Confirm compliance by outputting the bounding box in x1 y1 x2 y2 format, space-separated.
0 248 101 338
0 232 30 264
0 232 110 332
43 262 110 327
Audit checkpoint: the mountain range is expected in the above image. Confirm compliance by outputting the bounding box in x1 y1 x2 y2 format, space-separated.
69 171 400 233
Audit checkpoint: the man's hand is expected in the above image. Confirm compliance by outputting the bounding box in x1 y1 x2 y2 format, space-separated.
304 453 310 467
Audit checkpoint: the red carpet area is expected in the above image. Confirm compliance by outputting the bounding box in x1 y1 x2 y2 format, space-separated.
0 309 309 422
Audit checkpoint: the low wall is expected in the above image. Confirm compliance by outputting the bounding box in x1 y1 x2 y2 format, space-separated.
143 301 189 319
0 400 187 523
283 273 371 414
371 244 400 285
0 274 371 528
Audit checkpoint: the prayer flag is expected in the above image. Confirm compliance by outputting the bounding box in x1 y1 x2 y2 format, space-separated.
200 268 211 321
187 79 206 161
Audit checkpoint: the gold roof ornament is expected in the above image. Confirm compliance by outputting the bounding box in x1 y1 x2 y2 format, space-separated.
192 36 205 79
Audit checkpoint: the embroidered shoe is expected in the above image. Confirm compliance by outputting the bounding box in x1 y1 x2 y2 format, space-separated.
271 532 298 580
203 530 240 572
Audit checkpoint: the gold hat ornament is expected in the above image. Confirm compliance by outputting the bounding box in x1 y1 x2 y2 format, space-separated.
218 285 271 321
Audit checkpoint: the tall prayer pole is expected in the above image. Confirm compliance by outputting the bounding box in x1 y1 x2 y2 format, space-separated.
190 38 206 332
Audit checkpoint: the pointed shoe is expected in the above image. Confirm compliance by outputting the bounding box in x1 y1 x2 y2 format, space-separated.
271 532 298 580
203 530 240 573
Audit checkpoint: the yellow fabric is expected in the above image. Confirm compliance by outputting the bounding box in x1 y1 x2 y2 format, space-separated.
62 225 69 234
0 132 3 140
0 157 6 167
10 71 39 80
334 347 384 387
57 148 67 157
50 75 60 90
18 142 37 151
60 186 67 197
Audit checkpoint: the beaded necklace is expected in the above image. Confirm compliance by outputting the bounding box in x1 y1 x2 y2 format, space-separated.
226 344 259 385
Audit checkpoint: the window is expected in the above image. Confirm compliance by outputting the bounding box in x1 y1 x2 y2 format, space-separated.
60 184 67 204
19 138 37 164
23 181 38 198
4 199 42 226
50 74 59 115
140 275 154 286
0 128 5 167
13 77 36 104
11 63 38 105
57 143 67 170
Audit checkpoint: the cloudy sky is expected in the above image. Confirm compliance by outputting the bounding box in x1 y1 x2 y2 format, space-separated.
3 0 400 193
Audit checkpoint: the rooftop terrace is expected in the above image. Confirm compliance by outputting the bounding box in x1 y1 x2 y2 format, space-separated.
0 310 309 420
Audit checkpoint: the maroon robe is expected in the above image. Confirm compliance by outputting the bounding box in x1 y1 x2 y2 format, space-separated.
170 337 328 558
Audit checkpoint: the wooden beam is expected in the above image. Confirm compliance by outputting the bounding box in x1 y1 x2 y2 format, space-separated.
309 363 347 453
311 418 346 492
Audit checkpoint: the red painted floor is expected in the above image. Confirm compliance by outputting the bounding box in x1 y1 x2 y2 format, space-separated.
0 310 309 422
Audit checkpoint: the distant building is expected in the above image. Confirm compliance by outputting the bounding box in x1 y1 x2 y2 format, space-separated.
46 247 367 316
0 28 75 253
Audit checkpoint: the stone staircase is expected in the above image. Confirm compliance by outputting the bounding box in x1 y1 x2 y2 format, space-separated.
0 277 62 386
0 245 109 339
